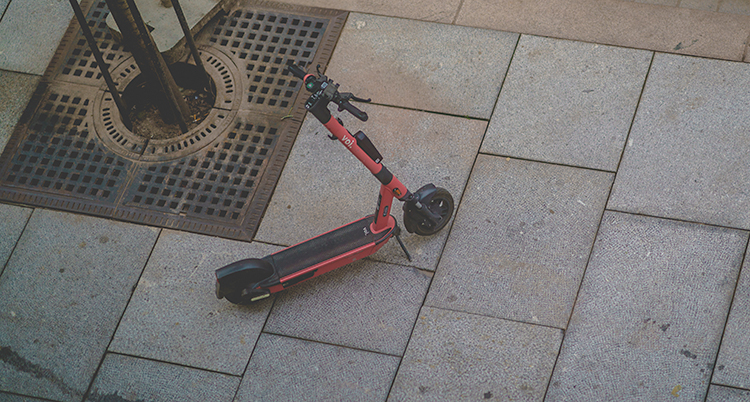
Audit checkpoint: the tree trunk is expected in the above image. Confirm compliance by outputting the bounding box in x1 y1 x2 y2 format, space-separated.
105 0 190 133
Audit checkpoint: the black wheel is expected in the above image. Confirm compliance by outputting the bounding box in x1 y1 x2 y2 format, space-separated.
215 258 274 305
223 265 272 305
225 280 269 305
403 187 454 236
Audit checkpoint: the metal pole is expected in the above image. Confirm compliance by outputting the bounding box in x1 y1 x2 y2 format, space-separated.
170 0 211 91
105 0 190 133
69 0 132 130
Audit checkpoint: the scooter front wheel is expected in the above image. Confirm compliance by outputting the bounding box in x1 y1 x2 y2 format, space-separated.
403 187 454 236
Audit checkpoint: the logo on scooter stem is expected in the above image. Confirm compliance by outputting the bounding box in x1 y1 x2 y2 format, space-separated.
341 136 354 149
393 188 402 197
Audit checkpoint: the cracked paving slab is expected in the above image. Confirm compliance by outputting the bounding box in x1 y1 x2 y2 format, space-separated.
0 209 158 401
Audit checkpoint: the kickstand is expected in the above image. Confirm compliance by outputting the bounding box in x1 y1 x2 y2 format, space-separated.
395 232 412 262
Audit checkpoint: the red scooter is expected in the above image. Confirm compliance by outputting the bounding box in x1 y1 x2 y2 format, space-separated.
215 63 454 304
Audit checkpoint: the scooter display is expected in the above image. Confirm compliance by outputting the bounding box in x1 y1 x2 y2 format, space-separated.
214 63 454 304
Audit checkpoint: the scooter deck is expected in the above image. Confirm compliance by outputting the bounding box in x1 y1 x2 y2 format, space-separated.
269 214 390 279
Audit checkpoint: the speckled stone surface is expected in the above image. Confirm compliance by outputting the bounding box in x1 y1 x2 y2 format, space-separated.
85 353 240 402
0 203 31 276
547 212 746 401
109 230 281 375
265 259 430 356
325 13 519 119
389 307 563 401
426 154 613 328
482 35 651 171
236 333 399 402
0 70 39 153
0 0 72 74
0 210 159 401
705 384 750 402
714 257 750 389
609 53 750 229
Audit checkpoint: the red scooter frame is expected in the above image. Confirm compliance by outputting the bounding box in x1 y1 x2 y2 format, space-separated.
215 63 454 304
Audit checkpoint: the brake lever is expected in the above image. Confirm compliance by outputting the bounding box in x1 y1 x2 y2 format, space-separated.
339 92 371 103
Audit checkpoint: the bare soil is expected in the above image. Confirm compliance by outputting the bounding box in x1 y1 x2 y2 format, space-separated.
126 87 213 140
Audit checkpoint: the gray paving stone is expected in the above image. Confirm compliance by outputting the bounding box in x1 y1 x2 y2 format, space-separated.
256 104 486 271
236 333 399 402
85 353 239 402
714 259 750 389
455 0 749 62
0 203 31 276
0 209 159 402
481 35 652 171
264 259 430 356
679 0 720 12
0 392 48 402
0 0 10 21
109 230 281 375
0 0 73 74
280 0 460 22
609 53 750 229
720 0 750 16
389 307 562 401
547 211 746 402
705 384 750 402
325 13 519 118
0 68 38 153
426 155 613 328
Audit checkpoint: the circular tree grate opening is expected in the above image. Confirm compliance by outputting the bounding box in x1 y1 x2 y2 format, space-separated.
121 62 216 141
93 47 242 161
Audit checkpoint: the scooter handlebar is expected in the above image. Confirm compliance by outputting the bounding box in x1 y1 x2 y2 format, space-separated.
286 63 370 121
287 63 307 79
339 100 368 122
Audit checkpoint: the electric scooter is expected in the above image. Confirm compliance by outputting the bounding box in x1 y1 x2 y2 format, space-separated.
214 63 454 305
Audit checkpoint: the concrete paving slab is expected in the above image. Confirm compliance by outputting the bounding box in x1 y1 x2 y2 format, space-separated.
609 53 750 229
632 0 680 6
109 230 281 375
0 209 159 402
0 68 39 153
0 0 73 75
426 155 613 328
389 307 563 401
256 104 486 271
85 353 239 402
720 0 750 16
547 211 746 401
276 0 460 23
714 260 750 389
0 0 10 21
455 0 750 62
236 333 399 402
679 0 720 12
264 259 430 356
481 35 652 171
0 393 48 402
0 203 31 276
706 385 750 402
325 14 519 119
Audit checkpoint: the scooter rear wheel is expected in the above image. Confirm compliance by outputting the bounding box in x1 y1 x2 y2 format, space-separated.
403 187 454 236
223 266 272 305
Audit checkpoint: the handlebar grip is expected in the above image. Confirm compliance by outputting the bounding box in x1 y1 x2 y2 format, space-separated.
287 64 306 79
340 101 368 122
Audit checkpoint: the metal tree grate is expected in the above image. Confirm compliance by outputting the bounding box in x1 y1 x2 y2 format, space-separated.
0 0 347 240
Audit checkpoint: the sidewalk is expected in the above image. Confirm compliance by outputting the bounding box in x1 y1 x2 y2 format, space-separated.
2 0 750 401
